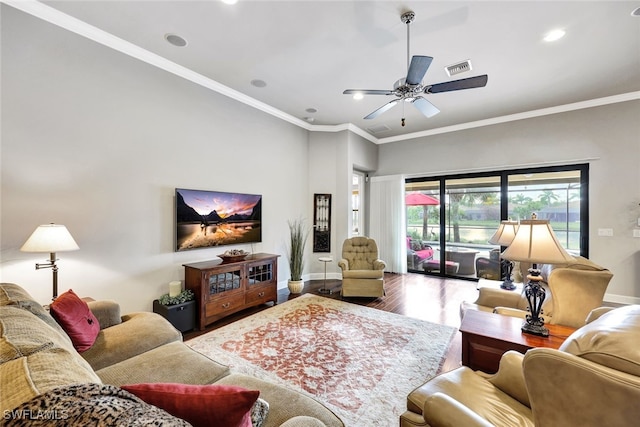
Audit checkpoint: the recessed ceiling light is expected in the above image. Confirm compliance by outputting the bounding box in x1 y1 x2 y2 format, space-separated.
544 29 566 42
353 93 364 100
632 7 640 17
221 0 238 5
305 108 318 114
251 79 267 88
165 33 187 47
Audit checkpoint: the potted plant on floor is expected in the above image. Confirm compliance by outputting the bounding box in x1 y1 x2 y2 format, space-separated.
287 218 309 294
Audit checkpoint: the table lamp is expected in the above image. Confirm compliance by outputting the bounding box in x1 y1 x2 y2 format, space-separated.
20 223 79 300
501 215 574 336
488 220 519 290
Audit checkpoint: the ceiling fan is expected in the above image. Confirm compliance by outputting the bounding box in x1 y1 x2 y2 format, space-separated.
343 10 488 126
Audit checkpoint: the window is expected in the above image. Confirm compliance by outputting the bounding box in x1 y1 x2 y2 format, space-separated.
352 171 365 236
405 164 588 278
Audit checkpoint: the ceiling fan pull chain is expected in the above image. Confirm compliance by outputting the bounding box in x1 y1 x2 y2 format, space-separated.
402 101 406 127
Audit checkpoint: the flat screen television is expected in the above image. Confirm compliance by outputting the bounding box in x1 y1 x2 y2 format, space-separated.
175 188 262 252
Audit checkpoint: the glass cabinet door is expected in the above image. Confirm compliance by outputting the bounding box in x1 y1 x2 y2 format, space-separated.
206 265 242 296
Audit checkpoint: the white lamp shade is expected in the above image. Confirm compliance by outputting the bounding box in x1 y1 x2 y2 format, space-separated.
501 219 574 264
20 224 79 253
488 220 519 246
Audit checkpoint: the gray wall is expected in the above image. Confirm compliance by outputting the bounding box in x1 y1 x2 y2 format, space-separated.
2 5 637 311
376 100 640 304
307 130 379 279
0 6 311 312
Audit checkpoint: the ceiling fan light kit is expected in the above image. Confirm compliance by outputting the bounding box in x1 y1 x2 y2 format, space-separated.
343 10 488 127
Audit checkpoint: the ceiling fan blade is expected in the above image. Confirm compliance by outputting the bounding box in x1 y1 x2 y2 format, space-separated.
364 100 399 119
343 89 394 95
425 74 488 94
412 97 440 118
406 55 433 86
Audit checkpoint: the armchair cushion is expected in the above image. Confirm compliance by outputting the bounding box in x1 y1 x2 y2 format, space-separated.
422 393 494 427
541 256 613 328
406 366 533 427
414 249 434 261
559 304 640 376
339 237 385 271
340 269 383 279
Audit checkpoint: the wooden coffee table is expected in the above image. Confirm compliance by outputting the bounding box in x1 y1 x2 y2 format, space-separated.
460 309 577 373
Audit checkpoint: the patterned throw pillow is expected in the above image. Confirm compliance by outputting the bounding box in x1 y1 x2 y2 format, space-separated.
251 398 269 427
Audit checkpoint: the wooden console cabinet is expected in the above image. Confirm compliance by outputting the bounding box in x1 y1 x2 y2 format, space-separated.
183 253 279 330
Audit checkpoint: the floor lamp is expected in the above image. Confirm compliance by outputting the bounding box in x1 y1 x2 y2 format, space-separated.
488 220 519 290
501 216 574 336
20 223 79 300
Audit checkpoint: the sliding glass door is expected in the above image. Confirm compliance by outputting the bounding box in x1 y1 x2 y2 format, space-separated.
507 170 584 252
443 176 501 277
406 164 588 279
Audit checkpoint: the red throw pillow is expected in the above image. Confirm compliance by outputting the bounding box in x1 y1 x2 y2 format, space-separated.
49 289 100 352
121 383 259 427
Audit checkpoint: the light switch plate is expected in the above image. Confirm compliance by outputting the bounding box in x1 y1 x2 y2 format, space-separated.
598 228 614 237
634 229 640 238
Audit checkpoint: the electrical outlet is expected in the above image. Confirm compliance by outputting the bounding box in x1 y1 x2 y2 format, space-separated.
597 228 614 237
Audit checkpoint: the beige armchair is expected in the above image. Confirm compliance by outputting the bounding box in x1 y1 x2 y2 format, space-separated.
401 304 640 427
461 256 613 328
338 237 386 297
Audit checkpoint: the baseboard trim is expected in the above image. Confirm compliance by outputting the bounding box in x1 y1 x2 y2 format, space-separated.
604 293 640 305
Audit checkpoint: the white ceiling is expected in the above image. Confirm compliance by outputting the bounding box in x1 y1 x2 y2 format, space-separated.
12 1 640 142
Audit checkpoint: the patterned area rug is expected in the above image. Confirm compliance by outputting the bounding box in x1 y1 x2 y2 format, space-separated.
186 294 456 427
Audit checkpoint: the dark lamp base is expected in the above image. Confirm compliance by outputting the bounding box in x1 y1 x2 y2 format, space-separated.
522 321 549 337
500 280 516 290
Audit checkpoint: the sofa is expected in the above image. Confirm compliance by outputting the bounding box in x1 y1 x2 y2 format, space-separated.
0 282 343 427
461 256 613 328
400 304 640 427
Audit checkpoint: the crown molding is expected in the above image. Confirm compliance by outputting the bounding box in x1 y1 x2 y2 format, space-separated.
374 91 640 144
2 0 311 130
6 0 639 146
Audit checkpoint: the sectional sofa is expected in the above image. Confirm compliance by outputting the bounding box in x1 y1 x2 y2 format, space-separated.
0 282 343 427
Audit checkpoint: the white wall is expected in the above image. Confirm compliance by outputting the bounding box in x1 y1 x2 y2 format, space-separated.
3 5 636 312
307 131 342 279
0 6 309 312
376 100 640 304
306 130 379 280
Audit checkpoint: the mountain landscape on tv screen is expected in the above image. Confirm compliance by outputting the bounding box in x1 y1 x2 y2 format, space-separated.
175 190 262 251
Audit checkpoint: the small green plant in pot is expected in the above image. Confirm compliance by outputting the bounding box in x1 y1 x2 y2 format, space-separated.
287 218 309 294
158 289 194 306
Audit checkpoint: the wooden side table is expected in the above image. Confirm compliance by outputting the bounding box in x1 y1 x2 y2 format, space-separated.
460 309 576 373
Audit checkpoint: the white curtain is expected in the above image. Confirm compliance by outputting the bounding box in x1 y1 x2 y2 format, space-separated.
369 175 407 273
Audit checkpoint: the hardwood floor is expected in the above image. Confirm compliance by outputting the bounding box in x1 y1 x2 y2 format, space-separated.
184 272 480 374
